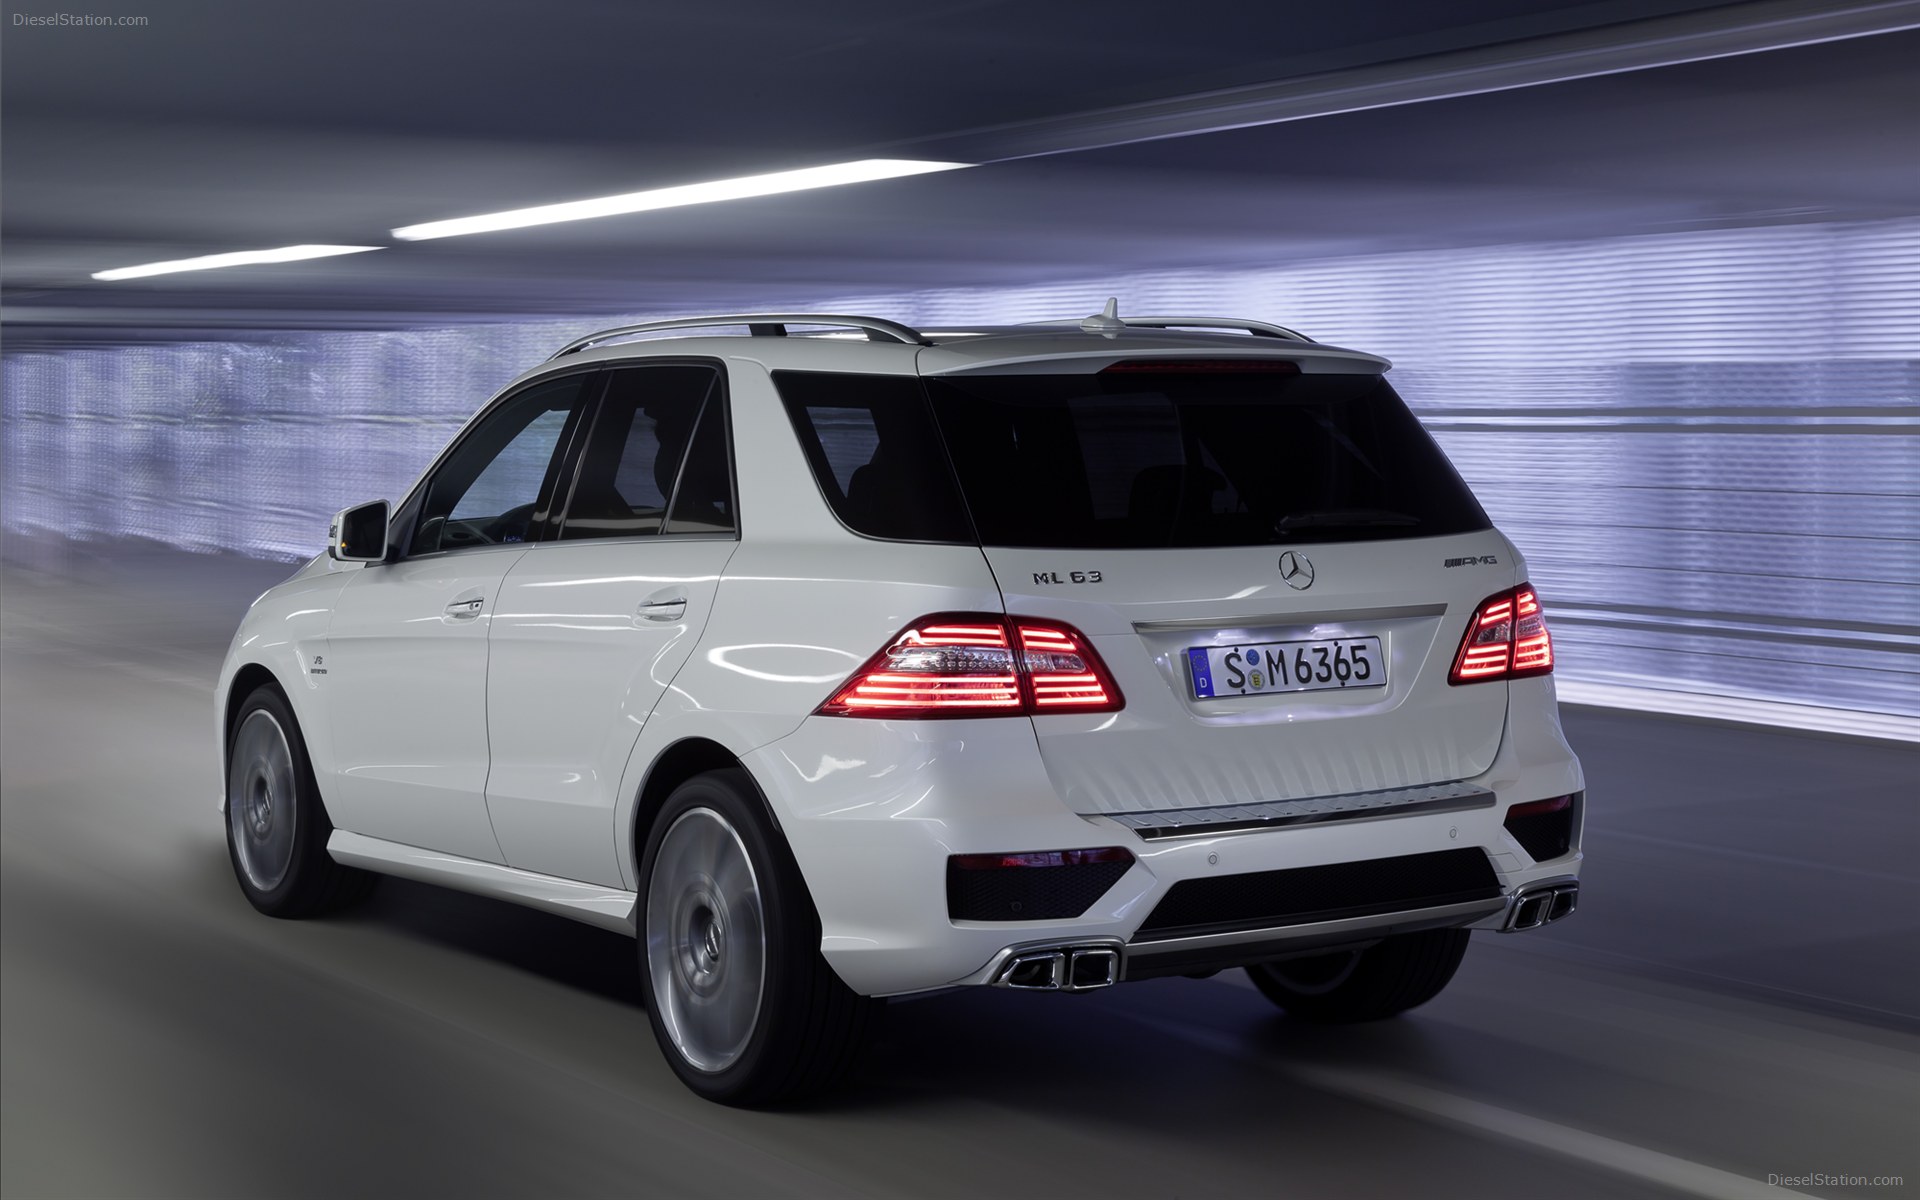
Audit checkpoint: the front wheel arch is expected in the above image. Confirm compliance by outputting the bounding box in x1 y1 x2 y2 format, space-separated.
222 662 284 781
223 680 376 917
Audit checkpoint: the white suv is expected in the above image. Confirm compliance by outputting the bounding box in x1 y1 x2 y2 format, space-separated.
217 306 1585 1105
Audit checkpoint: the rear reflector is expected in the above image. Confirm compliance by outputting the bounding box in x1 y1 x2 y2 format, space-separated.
1101 359 1300 375
947 848 1135 921
818 613 1123 718
1505 795 1572 820
1449 584 1555 685
1504 792 1579 862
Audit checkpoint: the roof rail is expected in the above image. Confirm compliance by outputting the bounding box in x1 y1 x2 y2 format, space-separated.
1024 314 1313 342
550 313 927 359
1123 316 1313 342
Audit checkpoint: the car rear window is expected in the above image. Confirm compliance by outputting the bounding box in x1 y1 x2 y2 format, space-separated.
927 368 1490 548
777 365 1489 548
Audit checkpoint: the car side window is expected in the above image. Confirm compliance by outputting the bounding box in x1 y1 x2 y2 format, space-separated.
774 371 973 543
664 383 735 535
559 363 735 540
409 374 590 556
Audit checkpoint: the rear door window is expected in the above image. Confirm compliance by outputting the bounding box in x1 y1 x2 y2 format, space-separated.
559 363 736 540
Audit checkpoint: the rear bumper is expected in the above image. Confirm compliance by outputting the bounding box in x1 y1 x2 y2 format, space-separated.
966 874 1581 992
744 676 1583 997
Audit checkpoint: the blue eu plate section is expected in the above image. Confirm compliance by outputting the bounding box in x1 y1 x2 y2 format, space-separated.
1188 647 1216 698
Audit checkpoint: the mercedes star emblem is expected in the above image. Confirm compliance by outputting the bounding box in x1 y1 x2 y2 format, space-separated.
1278 551 1315 590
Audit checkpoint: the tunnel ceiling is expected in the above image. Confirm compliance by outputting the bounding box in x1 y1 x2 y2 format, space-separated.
3 0 1916 341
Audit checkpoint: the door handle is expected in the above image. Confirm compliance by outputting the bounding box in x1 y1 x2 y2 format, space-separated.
636 591 687 623
444 596 485 619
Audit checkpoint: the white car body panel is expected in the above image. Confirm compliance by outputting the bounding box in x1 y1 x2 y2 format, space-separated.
486 536 738 885
215 555 351 786
983 534 1513 814
323 546 523 863
216 319 1586 1000
607 536 1009 888
748 676 1583 996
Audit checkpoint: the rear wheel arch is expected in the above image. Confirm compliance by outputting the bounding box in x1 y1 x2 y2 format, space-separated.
637 765 879 1103
630 737 787 876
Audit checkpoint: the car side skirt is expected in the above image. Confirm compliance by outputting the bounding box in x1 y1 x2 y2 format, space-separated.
327 830 638 934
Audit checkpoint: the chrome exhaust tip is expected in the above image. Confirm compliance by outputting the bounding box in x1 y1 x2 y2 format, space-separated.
1503 882 1578 932
1547 884 1578 922
1513 892 1552 930
1066 946 1119 991
991 944 1122 990
997 951 1066 990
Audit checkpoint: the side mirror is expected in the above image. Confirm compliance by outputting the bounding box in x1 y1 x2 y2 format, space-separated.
328 500 390 563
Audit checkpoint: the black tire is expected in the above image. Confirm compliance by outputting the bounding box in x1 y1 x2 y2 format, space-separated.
1245 928 1470 1023
638 768 879 1106
225 683 378 918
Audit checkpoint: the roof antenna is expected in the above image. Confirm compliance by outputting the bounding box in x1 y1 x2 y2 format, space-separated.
1080 297 1125 337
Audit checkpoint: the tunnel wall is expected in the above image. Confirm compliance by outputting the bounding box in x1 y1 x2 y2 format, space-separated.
4 219 1916 719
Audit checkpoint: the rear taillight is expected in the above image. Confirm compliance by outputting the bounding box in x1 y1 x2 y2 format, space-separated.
1017 623 1118 710
1511 587 1554 676
819 613 1124 718
1449 584 1555 685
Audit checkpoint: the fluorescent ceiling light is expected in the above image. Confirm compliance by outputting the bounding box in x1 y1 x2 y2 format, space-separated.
390 158 972 241
92 245 382 281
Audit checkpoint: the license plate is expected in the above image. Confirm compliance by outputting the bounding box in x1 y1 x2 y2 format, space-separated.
1187 636 1385 699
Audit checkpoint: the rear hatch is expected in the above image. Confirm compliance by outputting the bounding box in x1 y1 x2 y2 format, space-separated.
922 344 1514 816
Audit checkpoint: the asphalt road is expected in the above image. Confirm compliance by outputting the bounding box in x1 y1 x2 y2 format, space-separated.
3 548 1915 1200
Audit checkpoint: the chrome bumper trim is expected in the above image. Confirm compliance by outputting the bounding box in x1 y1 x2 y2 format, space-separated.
1104 781 1497 840
946 896 1506 991
1124 896 1507 956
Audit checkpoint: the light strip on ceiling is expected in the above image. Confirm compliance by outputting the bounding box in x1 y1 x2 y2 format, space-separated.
389 158 972 241
921 0 1920 160
91 245 382 281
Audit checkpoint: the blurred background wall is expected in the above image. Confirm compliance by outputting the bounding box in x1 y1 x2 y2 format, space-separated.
5 216 1916 719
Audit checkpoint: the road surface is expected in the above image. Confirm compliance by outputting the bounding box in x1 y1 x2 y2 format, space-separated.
3 548 1914 1199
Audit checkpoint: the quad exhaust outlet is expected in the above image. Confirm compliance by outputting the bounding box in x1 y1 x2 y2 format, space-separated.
1503 882 1579 931
993 944 1121 991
